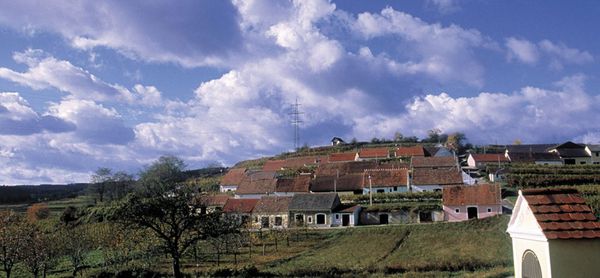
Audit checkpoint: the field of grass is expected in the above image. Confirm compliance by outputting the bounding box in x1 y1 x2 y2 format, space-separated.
263 216 512 276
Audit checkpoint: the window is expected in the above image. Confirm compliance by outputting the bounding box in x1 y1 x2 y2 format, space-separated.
596 152 599 157
335 214 339 219
393 186 398 191
275 216 282 226
580 161 587 165
295 214 304 225
261 217 269 228
487 208 492 213
455 208 460 213
307 216 313 223
522 250 542 278
377 189 385 193
316 214 326 225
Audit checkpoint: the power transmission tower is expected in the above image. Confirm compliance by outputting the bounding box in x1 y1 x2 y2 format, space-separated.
289 98 303 150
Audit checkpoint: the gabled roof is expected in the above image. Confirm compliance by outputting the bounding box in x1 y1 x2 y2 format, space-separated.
443 184 501 206
395 146 425 157
411 156 457 168
363 169 408 188
284 156 324 168
196 194 230 207
520 188 600 239
222 198 258 213
506 144 556 154
586 144 600 152
289 193 339 211
220 168 247 185
469 153 510 163
275 175 311 193
236 171 277 195
412 168 463 185
551 141 585 150
315 161 377 176
262 160 286 171
328 152 357 163
508 152 562 163
310 173 363 192
253 196 292 214
358 147 390 159
553 148 590 158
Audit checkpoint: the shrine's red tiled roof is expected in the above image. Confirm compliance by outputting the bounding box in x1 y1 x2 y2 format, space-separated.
522 188 600 239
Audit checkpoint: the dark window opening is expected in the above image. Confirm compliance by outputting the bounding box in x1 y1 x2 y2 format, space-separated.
487 208 492 213
467 207 478 219
316 214 326 225
261 217 269 228
419 211 432 222
377 189 385 193
295 214 304 225
275 216 282 226
342 214 350 226
379 214 389 224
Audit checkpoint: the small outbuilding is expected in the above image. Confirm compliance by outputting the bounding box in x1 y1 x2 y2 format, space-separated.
443 184 502 222
506 188 600 278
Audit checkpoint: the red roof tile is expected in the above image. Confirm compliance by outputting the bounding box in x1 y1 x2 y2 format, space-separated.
283 156 324 168
275 175 311 193
328 152 357 162
522 188 600 239
443 184 501 206
196 194 230 207
220 168 247 185
222 198 258 213
470 153 510 163
262 160 286 171
235 171 277 195
362 169 409 188
395 146 425 157
253 196 292 213
412 167 464 185
358 147 390 159
411 157 457 168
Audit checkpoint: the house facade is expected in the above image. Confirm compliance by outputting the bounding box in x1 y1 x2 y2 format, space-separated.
506 188 600 278
443 184 502 222
252 196 292 229
548 141 591 165
332 205 361 227
362 168 409 194
288 193 341 227
585 144 600 164
411 167 464 192
222 198 258 226
219 167 247 192
467 153 510 169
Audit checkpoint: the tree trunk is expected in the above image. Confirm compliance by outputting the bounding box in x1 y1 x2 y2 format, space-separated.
5 268 11 278
172 255 183 278
286 235 290 247
262 243 266 255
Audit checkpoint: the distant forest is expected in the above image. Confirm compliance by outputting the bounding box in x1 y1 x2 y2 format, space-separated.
0 184 89 204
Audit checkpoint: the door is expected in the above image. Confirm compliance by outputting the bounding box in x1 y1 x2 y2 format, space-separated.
467 207 478 219
342 214 350 226
379 214 389 224
522 250 542 278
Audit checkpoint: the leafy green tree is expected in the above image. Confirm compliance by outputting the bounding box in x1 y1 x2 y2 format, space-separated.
116 155 238 278
0 210 25 278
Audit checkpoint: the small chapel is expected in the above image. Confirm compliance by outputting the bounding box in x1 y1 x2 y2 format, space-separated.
506 188 600 278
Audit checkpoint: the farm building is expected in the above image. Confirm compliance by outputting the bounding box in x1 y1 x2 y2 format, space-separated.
547 141 591 165
357 147 390 161
506 188 600 278
410 167 464 192
362 169 409 194
328 152 358 163
222 198 258 226
394 145 425 158
467 153 509 169
219 167 247 192
288 193 341 227
234 171 277 199
332 204 361 227
442 184 502 222
252 196 292 229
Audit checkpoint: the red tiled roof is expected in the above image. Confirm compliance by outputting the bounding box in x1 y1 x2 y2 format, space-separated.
316 161 377 176
362 169 408 188
253 196 292 213
470 153 509 163
222 198 258 213
262 160 286 171
311 173 363 192
198 195 230 207
220 168 247 185
411 157 457 168
395 146 425 157
358 147 390 159
275 175 311 193
443 184 501 206
283 156 324 168
522 188 600 239
328 152 357 162
411 168 463 185
236 171 277 194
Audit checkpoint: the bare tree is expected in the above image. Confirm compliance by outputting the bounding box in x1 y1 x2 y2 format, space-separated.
0 210 25 278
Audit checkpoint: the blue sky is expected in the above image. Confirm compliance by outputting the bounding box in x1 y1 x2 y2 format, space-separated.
0 0 599 184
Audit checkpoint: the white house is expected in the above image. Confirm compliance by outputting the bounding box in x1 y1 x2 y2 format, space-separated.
506 188 600 278
443 184 502 222
219 168 247 192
